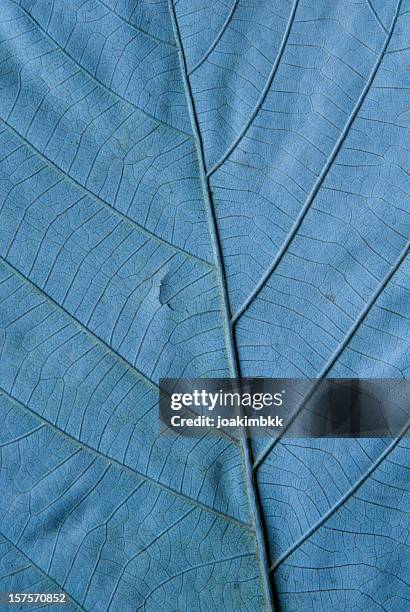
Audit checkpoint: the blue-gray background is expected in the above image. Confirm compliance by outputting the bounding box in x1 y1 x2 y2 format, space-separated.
0 1 409 610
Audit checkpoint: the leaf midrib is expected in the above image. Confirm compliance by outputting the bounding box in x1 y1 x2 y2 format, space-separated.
169 3 276 610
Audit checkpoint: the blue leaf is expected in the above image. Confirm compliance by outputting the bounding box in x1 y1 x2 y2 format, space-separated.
0 0 409 610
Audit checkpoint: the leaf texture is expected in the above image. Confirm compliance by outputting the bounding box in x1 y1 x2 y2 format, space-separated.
0 0 409 610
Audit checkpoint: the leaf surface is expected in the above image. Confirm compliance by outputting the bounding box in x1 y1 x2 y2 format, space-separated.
0 0 409 610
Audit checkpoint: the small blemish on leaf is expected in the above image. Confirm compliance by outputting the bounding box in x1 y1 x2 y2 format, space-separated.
159 276 174 310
